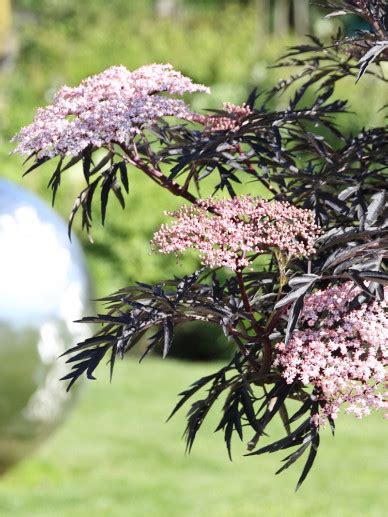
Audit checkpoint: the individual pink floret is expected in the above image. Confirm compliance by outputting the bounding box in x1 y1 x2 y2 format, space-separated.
275 283 388 423
152 195 320 271
12 64 210 159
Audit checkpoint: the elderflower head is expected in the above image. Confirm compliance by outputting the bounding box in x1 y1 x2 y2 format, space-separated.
192 102 252 131
275 283 388 423
152 196 320 271
12 64 209 159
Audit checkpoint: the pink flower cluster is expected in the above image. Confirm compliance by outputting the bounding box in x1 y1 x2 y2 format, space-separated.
275 283 388 422
12 64 209 159
152 196 320 271
192 102 252 131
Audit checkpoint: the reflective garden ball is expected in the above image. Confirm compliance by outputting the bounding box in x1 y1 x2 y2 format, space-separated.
0 178 93 473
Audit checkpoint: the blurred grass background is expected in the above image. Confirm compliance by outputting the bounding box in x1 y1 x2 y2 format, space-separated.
0 1 387 515
0 359 386 517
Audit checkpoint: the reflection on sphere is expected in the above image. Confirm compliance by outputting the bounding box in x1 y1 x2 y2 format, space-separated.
0 179 93 473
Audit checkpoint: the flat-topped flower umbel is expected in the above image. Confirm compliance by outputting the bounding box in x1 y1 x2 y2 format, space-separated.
192 102 252 131
152 196 321 271
12 64 209 159
275 283 388 423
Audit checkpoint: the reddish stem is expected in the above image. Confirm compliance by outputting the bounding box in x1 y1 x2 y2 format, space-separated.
120 144 199 206
236 270 253 313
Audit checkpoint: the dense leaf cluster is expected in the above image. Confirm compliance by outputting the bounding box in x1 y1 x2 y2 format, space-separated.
21 1 387 488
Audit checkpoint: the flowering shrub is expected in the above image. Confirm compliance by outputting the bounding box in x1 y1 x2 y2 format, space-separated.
191 102 252 131
13 64 209 159
275 283 387 422
13 0 387 489
152 196 320 271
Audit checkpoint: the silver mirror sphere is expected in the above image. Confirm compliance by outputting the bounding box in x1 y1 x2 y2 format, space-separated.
0 179 93 473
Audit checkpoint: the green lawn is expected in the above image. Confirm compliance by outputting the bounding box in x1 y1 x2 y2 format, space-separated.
0 358 385 517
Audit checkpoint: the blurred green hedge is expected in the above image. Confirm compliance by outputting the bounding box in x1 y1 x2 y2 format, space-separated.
156 321 233 361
